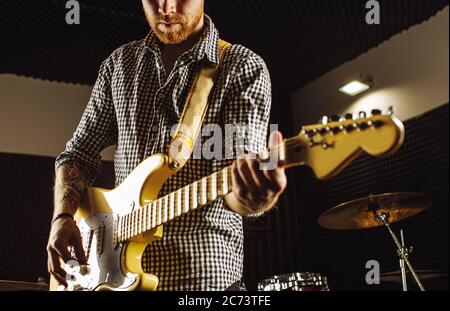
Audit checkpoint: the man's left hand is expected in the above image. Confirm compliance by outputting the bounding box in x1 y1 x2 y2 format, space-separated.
224 131 287 216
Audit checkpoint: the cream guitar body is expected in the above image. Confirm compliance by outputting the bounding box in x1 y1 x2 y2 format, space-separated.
49 112 405 291
50 154 175 291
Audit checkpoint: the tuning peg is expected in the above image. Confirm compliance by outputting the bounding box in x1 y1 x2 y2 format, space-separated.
319 127 330 135
329 115 340 122
359 122 369 130
344 113 354 120
373 120 384 128
331 127 341 135
344 124 355 132
358 111 366 119
371 109 382 116
305 129 316 138
387 106 394 116
320 116 329 125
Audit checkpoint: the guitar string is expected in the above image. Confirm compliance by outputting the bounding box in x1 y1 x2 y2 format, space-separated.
115 137 321 240
117 118 379 240
116 139 304 241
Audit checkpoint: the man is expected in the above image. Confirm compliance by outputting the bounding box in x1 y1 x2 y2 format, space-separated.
47 0 287 290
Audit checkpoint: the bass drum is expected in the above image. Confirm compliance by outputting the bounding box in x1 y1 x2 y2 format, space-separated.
0 279 49 291
257 272 330 291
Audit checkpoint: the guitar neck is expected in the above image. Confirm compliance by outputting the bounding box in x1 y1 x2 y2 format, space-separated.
114 113 405 244
116 165 233 243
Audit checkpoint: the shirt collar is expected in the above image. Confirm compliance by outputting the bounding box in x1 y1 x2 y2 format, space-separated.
143 14 220 65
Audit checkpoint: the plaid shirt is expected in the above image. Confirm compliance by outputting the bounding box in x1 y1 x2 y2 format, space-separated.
56 15 271 290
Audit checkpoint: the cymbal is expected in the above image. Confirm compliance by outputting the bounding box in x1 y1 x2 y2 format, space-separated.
380 270 447 283
318 192 433 230
0 280 49 291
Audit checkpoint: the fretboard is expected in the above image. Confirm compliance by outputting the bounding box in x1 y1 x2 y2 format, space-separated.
116 166 232 243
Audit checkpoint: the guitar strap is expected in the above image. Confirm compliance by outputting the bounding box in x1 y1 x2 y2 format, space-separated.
168 39 231 171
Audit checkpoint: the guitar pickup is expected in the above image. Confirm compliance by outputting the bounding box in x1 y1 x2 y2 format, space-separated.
96 225 104 256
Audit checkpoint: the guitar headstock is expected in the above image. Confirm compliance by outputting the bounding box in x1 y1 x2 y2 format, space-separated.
280 110 405 180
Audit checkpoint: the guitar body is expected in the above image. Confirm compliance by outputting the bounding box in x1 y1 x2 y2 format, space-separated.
49 153 175 291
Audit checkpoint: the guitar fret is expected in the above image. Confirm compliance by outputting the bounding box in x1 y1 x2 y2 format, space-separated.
142 207 146 233
130 212 133 238
128 212 132 239
122 216 126 240
227 167 232 191
199 177 207 206
183 186 190 213
144 207 147 232
169 192 175 220
138 208 143 235
126 214 131 239
156 199 162 225
151 202 156 229
121 214 125 240
145 205 150 232
142 208 145 233
135 209 139 237
147 205 155 230
136 208 140 235
126 214 131 240
117 216 122 241
128 211 134 238
123 214 126 240
148 205 152 231
118 216 121 241
217 171 222 195
123 216 126 240
176 189 182 217
191 182 198 210
138 208 144 234
162 196 168 223
133 210 137 237
121 215 125 241
221 167 229 194
208 173 217 201
142 207 145 233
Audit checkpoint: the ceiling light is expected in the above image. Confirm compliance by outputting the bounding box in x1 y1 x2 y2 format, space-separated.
339 74 374 96
339 81 371 96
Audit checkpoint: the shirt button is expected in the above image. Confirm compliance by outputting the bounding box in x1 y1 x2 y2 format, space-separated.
152 125 159 132
158 93 165 100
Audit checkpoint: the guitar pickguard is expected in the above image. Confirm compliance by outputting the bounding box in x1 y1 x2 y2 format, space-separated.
61 212 137 291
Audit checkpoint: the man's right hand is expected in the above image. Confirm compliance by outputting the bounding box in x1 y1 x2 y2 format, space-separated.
46 217 87 287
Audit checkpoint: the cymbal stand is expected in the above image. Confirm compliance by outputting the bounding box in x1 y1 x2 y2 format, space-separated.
371 207 426 291
398 229 409 291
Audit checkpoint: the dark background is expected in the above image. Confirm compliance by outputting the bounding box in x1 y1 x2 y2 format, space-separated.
0 0 448 290
1 0 448 93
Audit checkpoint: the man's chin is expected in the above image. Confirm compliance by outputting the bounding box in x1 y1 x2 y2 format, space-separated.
155 31 190 45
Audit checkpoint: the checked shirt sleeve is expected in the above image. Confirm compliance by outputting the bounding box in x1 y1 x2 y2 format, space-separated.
55 59 118 186
223 54 272 158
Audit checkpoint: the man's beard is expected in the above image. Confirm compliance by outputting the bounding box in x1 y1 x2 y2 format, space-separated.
146 9 203 45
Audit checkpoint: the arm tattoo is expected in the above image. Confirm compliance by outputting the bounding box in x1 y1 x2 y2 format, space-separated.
53 161 88 216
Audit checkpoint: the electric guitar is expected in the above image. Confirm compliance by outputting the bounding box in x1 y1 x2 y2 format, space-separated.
50 111 405 291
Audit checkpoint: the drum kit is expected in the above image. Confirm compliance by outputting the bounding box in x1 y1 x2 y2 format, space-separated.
258 192 447 291
0 193 446 291
0 278 48 291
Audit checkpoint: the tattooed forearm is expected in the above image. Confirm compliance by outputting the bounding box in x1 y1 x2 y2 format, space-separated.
53 161 88 216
